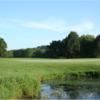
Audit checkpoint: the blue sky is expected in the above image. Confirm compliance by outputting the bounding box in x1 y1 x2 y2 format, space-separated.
0 0 99 50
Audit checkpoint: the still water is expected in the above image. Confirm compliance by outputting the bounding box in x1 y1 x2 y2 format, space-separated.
40 80 100 100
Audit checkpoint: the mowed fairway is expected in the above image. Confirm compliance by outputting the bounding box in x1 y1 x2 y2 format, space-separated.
0 58 100 98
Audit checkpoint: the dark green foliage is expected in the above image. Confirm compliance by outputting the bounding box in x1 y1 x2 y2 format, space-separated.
2 32 100 58
80 35 95 57
33 49 44 58
62 36 68 57
0 37 7 57
24 48 33 58
66 31 80 58
12 48 34 58
46 40 64 58
94 34 100 57
33 46 48 58
12 46 48 58
6 51 13 58
13 49 26 58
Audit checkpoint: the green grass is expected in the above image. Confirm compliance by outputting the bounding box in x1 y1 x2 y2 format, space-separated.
0 58 100 98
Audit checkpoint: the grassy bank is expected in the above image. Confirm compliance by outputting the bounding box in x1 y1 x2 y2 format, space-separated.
0 58 100 98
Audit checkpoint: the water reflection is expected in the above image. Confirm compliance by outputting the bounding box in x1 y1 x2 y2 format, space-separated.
40 81 100 100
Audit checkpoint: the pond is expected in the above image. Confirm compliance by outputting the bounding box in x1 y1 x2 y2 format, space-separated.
39 80 100 100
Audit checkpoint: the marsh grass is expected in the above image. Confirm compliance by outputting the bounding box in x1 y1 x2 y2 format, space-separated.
0 58 100 98
0 76 40 99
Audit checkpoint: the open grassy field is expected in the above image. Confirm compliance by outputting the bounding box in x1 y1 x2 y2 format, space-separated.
0 58 100 98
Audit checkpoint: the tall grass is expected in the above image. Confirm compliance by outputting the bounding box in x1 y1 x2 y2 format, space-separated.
0 76 40 99
0 58 100 98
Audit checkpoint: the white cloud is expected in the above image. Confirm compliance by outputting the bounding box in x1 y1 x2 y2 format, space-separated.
68 21 94 33
22 18 67 32
22 19 94 33
1 17 94 33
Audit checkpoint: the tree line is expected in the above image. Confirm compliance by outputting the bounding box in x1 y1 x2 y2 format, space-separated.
0 31 100 58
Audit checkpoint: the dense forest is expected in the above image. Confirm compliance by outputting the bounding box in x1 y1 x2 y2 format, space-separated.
0 31 100 58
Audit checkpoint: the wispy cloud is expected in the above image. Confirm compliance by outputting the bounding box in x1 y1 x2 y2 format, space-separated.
22 18 67 32
22 18 94 33
0 18 94 33
68 21 94 33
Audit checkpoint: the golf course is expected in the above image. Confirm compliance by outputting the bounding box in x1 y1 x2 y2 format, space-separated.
0 58 100 98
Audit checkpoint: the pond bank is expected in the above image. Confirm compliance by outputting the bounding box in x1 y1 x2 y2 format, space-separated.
21 70 100 99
